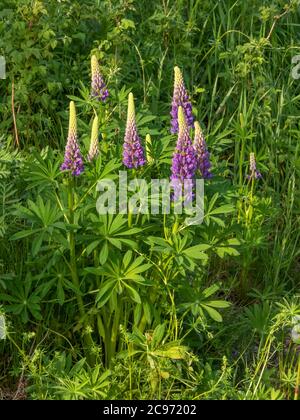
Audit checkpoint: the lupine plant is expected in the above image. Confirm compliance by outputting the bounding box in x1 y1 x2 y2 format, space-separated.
3 57 238 375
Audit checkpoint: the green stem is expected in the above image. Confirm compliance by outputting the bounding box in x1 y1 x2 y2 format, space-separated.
110 301 122 366
67 177 95 365
128 210 133 228
239 138 246 188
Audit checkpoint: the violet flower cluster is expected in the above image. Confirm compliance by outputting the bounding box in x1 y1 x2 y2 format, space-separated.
170 66 194 134
170 106 197 200
61 101 84 176
193 121 213 179
248 152 262 180
91 55 109 102
122 93 146 169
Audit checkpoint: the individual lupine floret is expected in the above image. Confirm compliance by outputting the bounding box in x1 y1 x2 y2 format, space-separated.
170 66 194 134
87 115 99 161
193 121 213 179
247 152 262 180
91 55 109 102
61 101 84 176
170 106 197 201
122 93 146 169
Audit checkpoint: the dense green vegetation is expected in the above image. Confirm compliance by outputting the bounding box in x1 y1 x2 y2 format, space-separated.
0 0 299 400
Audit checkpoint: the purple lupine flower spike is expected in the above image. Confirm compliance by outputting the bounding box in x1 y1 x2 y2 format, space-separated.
61 101 84 176
193 121 213 179
122 93 146 169
171 106 197 201
91 55 109 102
87 115 99 161
247 152 262 180
170 66 194 134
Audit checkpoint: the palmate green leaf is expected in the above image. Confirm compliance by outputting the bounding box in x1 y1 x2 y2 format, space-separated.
122 254 152 277
206 300 231 309
107 237 122 250
95 264 118 279
124 284 141 304
126 262 152 276
86 240 101 256
201 304 223 322
99 242 109 265
24 149 61 190
28 198 47 222
202 284 220 298
91 369 111 389
215 246 240 258
52 222 67 231
207 193 220 214
180 283 230 324
115 228 141 236
63 279 81 295
11 228 41 240
152 323 166 348
123 250 133 269
123 273 150 283
32 231 46 256
52 233 69 249
36 278 56 299
109 289 120 312
99 160 122 180
67 95 85 103
12 197 63 250
146 236 170 248
146 238 173 254
134 303 143 325
84 267 103 276
5 304 26 316
210 204 235 215
143 302 152 325
12 206 34 220
96 280 116 309
106 213 127 234
0 293 20 303
88 251 152 306
117 239 137 248
108 214 140 235
205 194 235 227
182 244 210 259
86 214 141 258
136 114 156 126
69 358 87 376
210 216 225 227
